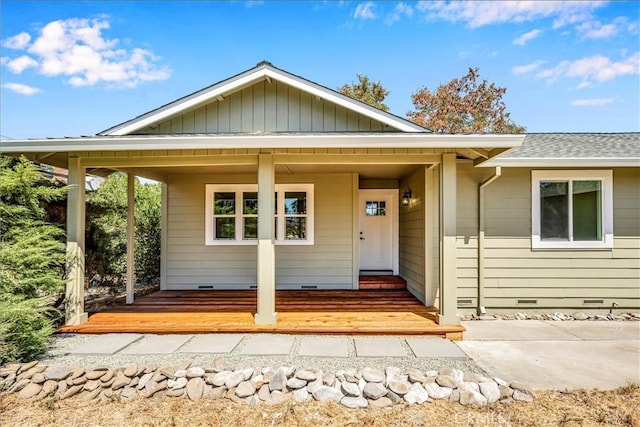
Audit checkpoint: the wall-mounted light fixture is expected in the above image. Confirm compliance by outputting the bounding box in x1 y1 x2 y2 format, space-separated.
401 188 412 206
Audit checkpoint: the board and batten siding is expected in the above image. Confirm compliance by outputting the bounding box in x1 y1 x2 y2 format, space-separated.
165 172 355 290
456 164 640 312
399 166 440 306
135 80 395 134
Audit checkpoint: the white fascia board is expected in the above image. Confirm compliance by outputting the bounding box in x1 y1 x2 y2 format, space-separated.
264 68 424 133
0 134 525 153
481 157 640 167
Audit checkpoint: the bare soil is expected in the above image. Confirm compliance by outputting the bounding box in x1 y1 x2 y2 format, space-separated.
2 386 639 427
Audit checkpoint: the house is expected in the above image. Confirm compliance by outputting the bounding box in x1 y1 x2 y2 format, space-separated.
2 62 638 330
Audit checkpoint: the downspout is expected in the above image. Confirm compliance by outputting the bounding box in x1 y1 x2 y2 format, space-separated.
478 167 501 315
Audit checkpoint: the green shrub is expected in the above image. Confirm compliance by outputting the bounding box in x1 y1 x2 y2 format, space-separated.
0 156 67 363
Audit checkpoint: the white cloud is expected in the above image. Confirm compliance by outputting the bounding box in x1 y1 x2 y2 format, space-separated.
386 3 414 25
512 60 546 75
536 53 640 86
3 82 40 95
513 29 542 45
416 1 605 28
571 98 614 106
576 16 633 39
1 32 31 49
5 55 38 74
354 2 376 20
1 17 170 88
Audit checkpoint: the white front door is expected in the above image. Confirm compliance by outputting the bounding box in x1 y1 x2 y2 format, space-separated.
359 189 398 273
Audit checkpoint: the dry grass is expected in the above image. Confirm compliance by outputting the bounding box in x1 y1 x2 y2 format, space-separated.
2 385 639 427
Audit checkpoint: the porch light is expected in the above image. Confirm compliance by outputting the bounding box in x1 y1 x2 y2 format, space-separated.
401 188 412 206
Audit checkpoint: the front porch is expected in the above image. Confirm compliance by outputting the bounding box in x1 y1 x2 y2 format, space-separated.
58 288 465 339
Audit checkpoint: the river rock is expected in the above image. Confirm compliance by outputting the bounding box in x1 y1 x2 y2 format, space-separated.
341 395 368 409
362 367 385 383
258 384 271 401
293 387 309 403
513 390 534 403
369 396 393 408
186 367 205 378
18 383 42 399
123 363 138 377
225 371 245 389
313 385 343 403
208 386 226 400
186 378 205 402
363 382 387 399
423 382 453 399
388 379 410 396
236 381 256 398
112 374 131 390
295 370 317 382
404 383 431 405
341 381 361 397
31 373 46 384
479 381 500 404
44 367 71 381
121 387 137 400
269 368 287 392
168 377 188 390
61 385 83 400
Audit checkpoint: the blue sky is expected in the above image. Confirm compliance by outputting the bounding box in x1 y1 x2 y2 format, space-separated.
1 1 638 139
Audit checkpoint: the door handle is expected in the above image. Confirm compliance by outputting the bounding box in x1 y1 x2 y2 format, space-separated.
360 237 365 240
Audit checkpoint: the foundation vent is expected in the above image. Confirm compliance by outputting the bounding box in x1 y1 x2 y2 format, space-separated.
301 285 318 289
583 299 604 305
457 298 473 306
517 299 538 305
198 285 214 289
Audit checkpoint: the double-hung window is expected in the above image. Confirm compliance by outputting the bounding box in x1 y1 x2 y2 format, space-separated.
531 170 613 249
205 183 314 245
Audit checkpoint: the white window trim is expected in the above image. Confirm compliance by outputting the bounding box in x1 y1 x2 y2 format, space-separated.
531 170 613 249
205 183 314 246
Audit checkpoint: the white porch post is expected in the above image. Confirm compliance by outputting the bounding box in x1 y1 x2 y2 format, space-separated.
255 153 277 324
126 172 135 304
65 156 88 325
438 153 460 325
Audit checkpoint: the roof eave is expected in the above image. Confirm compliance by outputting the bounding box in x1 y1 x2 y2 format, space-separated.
480 157 640 167
0 133 525 153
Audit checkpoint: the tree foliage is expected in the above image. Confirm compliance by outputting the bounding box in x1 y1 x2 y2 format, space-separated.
0 156 67 363
339 74 390 112
408 67 525 133
86 173 161 289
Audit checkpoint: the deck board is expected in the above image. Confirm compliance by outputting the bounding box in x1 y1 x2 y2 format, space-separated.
59 289 464 338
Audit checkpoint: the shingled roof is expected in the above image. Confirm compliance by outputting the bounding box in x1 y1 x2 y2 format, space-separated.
484 132 639 167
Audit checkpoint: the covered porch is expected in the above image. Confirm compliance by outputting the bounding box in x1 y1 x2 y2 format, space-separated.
58 287 464 339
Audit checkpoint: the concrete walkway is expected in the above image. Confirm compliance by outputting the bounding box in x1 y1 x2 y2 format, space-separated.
60 333 468 360
456 320 640 390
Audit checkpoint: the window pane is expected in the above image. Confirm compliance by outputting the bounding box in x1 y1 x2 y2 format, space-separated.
540 182 568 240
365 201 386 216
214 192 235 215
243 192 258 215
244 217 258 239
215 217 235 239
573 180 602 241
285 217 306 240
285 192 306 214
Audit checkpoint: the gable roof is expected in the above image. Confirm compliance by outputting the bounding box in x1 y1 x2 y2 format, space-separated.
484 133 640 167
100 61 427 136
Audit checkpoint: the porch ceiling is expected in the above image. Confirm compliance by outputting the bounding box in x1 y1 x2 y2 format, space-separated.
119 163 425 180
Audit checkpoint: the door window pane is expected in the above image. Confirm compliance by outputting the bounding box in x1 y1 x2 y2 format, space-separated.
365 201 386 216
540 182 568 240
573 181 602 241
214 192 235 215
215 217 235 239
286 217 306 240
285 192 306 214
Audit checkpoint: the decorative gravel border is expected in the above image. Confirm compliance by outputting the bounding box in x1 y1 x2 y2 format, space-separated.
1 360 534 408
462 312 640 321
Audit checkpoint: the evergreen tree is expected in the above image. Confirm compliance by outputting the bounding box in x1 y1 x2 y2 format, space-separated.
339 74 390 111
0 156 67 363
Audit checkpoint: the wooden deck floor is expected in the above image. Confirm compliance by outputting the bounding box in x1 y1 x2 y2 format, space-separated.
58 289 465 339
